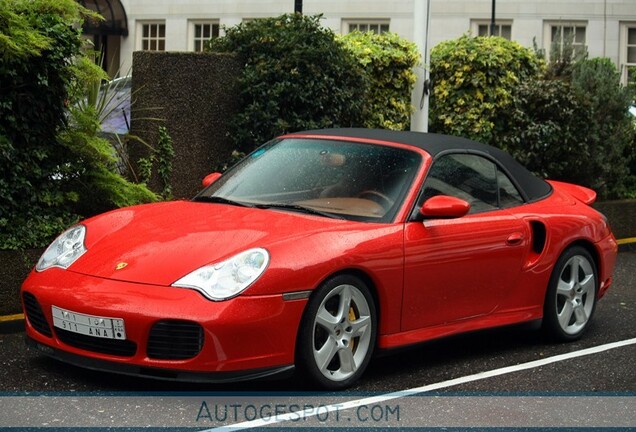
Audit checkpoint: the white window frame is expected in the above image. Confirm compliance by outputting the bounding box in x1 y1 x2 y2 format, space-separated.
188 20 220 52
342 19 390 35
620 22 636 86
543 21 587 60
137 21 166 52
471 19 512 39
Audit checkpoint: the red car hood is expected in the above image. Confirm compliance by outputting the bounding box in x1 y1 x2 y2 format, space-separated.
70 201 349 286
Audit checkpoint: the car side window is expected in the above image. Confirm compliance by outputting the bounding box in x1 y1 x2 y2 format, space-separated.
497 167 524 208
421 154 498 214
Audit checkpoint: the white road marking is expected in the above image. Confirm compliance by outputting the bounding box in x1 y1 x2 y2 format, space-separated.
200 337 636 431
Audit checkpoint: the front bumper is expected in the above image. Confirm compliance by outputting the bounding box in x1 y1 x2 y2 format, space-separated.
25 336 295 382
22 268 307 379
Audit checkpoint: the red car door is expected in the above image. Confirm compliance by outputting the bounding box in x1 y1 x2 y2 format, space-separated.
400 152 530 331
402 210 528 331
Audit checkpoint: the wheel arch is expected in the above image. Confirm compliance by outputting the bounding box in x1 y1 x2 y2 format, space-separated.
561 239 601 281
296 268 382 349
541 238 599 306
311 268 381 325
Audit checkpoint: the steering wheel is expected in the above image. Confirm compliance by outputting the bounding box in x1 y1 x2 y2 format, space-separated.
357 190 393 209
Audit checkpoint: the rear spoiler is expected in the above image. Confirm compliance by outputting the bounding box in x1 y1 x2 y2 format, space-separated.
547 180 597 205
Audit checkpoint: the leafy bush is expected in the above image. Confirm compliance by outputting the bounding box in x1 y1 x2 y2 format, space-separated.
0 0 156 249
0 0 85 249
340 31 419 130
59 59 158 216
571 58 635 198
430 34 635 198
429 35 542 144
207 14 368 152
496 78 593 184
499 57 635 198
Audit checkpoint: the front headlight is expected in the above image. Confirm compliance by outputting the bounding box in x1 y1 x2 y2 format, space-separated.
172 248 269 301
36 225 87 272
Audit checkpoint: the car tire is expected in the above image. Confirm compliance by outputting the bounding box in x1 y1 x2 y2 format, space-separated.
297 274 377 389
543 246 598 341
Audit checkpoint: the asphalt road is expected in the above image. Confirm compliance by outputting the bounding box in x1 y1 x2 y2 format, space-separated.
1 253 635 395
2 253 636 430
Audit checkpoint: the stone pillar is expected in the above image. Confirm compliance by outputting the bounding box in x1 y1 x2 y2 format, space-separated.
130 51 241 198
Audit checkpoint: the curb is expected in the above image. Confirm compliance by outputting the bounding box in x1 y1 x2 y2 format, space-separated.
617 238 636 253
1 238 635 334
0 313 24 334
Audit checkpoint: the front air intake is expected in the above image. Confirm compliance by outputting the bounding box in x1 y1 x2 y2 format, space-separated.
147 320 204 360
22 292 52 337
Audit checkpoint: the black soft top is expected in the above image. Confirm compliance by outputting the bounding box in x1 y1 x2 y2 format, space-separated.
290 128 552 203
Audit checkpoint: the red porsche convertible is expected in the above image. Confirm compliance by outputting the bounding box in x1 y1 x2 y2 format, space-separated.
22 129 617 389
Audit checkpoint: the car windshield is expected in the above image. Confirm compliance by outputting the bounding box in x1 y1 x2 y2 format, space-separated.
197 138 422 222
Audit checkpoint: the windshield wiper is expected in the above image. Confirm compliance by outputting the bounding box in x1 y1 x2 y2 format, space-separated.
192 196 253 207
254 203 343 219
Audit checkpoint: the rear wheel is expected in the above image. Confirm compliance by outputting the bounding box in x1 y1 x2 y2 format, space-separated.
543 246 598 341
297 274 376 389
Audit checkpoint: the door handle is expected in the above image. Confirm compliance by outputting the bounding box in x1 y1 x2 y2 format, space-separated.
506 232 524 245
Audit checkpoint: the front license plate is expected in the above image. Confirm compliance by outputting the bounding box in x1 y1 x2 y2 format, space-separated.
52 306 127 340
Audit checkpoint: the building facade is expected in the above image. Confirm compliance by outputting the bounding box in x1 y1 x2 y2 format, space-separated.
86 0 636 85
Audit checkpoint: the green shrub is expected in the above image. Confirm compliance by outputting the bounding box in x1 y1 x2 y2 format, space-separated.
340 31 419 130
207 14 368 153
0 0 156 249
0 0 86 249
571 58 635 198
496 78 593 185
499 58 635 199
429 34 542 144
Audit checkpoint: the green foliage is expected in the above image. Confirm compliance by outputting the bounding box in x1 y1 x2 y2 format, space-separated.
496 78 593 184
154 126 175 199
499 57 635 199
340 31 419 130
0 0 156 250
133 127 175 199
0 0 85 249
429 34 542 144
207 14 368 152
570 58 635 197
57 97 158 216
137 157 153 184
429 34 635 198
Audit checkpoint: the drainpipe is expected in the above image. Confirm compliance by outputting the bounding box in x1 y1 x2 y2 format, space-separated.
410 0 432 133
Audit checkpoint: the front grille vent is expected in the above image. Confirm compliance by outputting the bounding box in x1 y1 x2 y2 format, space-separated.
55 328 137 357
22 292 52 337
147 320 204 360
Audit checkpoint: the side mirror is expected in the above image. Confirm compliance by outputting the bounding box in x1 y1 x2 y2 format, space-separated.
420 195 470 219
202 172 222 188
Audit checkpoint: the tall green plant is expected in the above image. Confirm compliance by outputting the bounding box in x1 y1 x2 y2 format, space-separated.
429 34 542 144
340 31 419 130
497 57 635 199
136 126 175 200
0 0 157 249
0 0 87 249
207 14 368 153
571 58 635 197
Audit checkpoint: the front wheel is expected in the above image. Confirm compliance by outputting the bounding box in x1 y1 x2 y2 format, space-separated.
297 275 377 389
543 246 598 341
